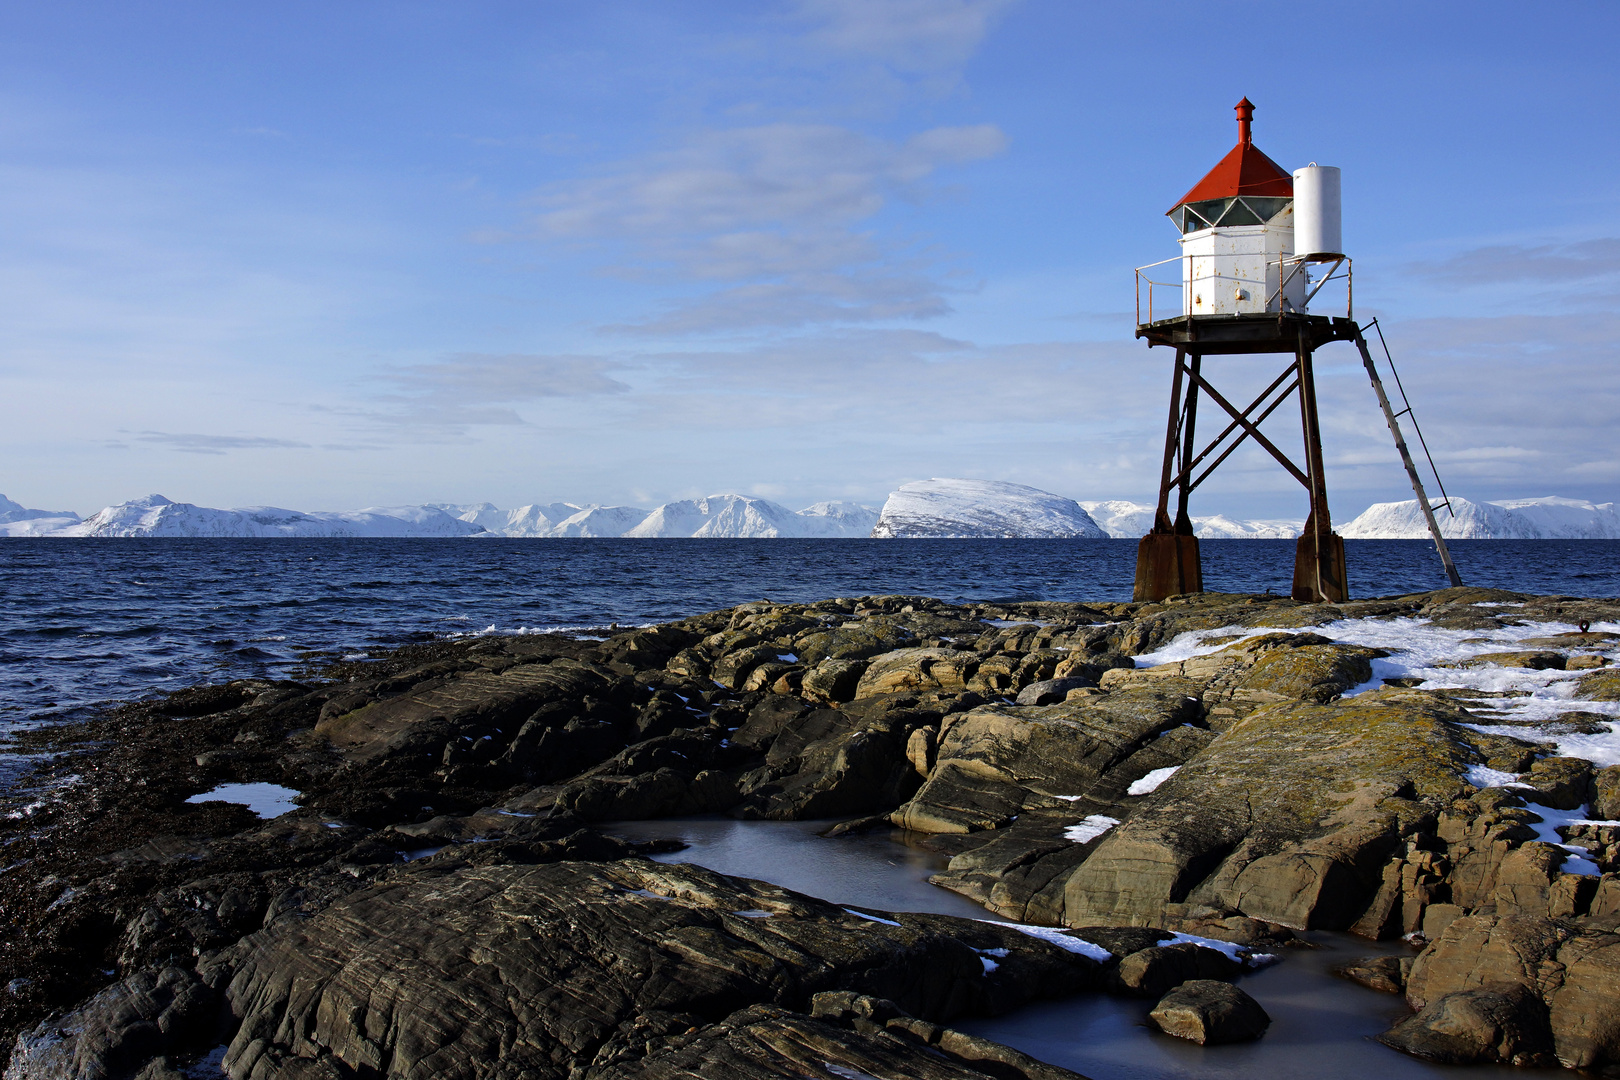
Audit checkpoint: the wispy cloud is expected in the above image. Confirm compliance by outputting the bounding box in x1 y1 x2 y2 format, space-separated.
134 431 310 455
797 0 1019 73
365 353 632 431
1408 238 1620 285
532 122 1006 333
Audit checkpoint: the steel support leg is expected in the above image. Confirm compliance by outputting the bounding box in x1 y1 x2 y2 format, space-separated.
1135 348 1203 602
1292 342 1348 602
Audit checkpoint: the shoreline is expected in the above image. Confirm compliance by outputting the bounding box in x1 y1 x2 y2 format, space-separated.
5 587 1620 1076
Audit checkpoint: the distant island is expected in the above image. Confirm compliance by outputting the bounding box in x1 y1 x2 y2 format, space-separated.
3 483 1617 540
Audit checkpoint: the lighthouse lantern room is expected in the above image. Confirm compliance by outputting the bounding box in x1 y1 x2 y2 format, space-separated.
1131 99 1359 604
1170 98 1306 317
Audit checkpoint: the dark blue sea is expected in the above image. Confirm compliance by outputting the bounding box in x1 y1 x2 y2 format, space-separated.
2 538 1617 742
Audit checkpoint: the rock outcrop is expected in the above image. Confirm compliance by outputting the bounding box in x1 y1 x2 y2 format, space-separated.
1148 980 1271 1044
7 586 1620 1076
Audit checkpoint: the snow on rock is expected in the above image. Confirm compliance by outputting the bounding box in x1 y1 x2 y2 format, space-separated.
874 479 1107 539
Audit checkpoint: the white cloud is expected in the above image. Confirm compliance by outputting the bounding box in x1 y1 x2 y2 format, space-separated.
798 0 1018 73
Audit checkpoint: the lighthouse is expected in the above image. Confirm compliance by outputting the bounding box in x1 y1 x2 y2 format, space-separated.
1132 99 1357 603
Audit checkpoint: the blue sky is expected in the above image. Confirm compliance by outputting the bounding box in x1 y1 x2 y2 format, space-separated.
3 0 1616 519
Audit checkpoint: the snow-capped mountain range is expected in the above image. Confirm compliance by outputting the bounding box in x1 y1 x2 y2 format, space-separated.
1078 500 1304 540
0 493 881 539
2 489 1616 540
1339 496 1620 539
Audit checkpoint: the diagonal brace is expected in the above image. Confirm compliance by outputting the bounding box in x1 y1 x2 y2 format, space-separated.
1177 358 1311 489
1188 377 1299 493
1167 362 1298 491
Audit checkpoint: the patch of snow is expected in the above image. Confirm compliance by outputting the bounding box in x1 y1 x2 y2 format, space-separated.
979 955 999 974
401 846 445 861
873 479 1107 539
777 653 798 662
185 782 300 818
843 908 901 926
1063 815 1120 844
180 1045 229 1078
1520 804 1618 876
1161 612 1620 767
823 1064 879 1080
1132 624 1262 667
1165 932 1275 967
1128 766 1181 795
732 909 775 918
1465 765 1528 789
980 920 1113 962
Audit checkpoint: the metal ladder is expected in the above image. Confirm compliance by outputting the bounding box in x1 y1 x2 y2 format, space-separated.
1352 320 1464 588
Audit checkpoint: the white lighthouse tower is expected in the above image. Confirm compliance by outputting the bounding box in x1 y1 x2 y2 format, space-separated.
1130 99 1463 602
1132 98 1357 605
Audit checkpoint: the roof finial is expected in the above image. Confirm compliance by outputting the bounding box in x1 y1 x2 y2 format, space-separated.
1235 97 1255 146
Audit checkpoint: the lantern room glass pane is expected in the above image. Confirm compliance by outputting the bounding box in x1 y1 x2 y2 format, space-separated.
1243 197 1292 222
1185 200 1226 231
1219 200 1263 226
1175 196 1293 233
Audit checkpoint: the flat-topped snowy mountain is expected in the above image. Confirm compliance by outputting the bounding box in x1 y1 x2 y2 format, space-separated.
1341 496 1620 539
1080 500 1303 540
872 479 1106 538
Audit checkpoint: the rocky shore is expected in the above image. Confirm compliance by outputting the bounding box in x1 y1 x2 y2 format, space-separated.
4 587 1620 1078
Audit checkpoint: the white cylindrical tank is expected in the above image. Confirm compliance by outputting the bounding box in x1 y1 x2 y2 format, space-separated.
1292 165 1342 259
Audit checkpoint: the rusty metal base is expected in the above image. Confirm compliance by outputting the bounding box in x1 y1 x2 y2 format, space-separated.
1133 532 1203 602
1292 531 1348 603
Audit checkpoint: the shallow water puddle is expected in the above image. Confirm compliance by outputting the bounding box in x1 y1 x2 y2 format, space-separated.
605 817 1530 1080
184 781 300 818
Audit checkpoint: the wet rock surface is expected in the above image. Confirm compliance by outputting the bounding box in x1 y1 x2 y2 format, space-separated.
3 587 1620 1075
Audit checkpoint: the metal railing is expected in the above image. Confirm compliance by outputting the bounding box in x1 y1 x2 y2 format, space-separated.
1134 255 1183 325
1135 252 1354 324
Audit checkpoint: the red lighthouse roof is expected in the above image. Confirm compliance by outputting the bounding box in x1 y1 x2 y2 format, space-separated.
1168 98 1293 214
